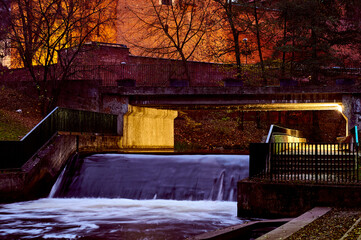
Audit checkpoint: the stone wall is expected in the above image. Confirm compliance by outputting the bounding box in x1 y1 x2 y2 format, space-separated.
342 94 361 132
238 179 361 218
57 80 102 112
0 42 236 88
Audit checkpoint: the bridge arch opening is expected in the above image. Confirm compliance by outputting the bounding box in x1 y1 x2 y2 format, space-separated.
131 102 347 152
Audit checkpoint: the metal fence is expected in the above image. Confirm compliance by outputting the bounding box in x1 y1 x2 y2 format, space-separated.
250 142 360 184
0 108 118 169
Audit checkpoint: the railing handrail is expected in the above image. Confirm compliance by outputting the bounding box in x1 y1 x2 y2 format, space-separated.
0 107 118 169
265 124 304 143
20 107 59 141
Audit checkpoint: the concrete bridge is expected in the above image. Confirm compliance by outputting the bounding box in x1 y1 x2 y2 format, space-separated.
92 84 361 149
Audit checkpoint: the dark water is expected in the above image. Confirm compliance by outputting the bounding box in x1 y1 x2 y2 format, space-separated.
0 154 249 239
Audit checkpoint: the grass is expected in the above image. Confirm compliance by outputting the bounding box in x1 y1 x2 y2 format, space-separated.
0 110 30 141
0 86 42 141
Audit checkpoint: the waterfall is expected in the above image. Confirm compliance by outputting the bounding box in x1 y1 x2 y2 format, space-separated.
1 153 250 239
50 154 249 201
48 165 66 198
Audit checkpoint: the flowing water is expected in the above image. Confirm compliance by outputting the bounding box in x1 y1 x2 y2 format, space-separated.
0 154 249 239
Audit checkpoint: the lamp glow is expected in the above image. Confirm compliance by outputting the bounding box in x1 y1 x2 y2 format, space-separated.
337 105 343 113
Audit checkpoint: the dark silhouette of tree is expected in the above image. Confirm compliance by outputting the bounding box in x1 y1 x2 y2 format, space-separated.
211 0 249 79
242 0 278 84
122 0 214 81
210 0 278 84
275 0 361 83
0 0 10 68
0 0 117 115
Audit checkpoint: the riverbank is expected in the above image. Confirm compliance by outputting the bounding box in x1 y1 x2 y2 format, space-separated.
286 208 361 239
0 86 41 140
193 207 361 239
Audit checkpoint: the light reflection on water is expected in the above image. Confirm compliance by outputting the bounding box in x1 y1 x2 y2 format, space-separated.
0 198 246 239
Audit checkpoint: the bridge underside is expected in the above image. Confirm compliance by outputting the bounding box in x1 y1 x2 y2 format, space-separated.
109 87 344 112
101 86 360 141
130 102 343 112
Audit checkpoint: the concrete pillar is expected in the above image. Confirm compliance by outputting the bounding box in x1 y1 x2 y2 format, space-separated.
119 105 178 149
101 95 129 136
342 94 361 133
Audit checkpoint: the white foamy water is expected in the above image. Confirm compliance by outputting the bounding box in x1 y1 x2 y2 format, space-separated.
0 154 249 239
0 198 246 239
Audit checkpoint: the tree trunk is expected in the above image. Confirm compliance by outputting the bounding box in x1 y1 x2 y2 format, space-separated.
179 51 191 82
311 28 319 84
233 31 242 80
253 0 266 85
281 13 287 78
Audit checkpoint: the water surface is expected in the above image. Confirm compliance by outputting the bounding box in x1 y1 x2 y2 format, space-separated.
0 154 249 239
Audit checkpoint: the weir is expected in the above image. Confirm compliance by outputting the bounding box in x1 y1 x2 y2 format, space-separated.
0 154 250 239
49 153 249 201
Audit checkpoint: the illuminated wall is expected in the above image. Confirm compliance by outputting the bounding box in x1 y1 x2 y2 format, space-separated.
119 106 178 149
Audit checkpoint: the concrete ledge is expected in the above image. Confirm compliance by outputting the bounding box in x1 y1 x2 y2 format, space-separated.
257 207 331 240
238 179 361 218
190 219 292 240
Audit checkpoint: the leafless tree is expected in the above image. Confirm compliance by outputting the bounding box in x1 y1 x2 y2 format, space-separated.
242 0 279 84
122 0 215 81
0 0 10 68
0 0 117 114
211 0 250 80
211 0 278 84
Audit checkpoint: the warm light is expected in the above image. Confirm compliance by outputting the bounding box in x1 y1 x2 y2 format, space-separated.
337 105 343 113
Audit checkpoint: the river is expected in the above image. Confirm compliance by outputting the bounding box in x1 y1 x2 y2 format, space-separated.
0 154 249 239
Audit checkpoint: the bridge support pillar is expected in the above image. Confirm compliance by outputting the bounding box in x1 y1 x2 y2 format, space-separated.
101 95 130 136
342 94 361 133
119 106 178 149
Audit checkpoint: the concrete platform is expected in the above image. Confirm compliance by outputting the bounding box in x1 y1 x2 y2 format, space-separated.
190 207 330 240
189 218 292 240
257 207 331 240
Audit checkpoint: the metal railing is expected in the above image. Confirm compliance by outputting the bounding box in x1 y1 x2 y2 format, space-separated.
251 142 360 184
0 107 118 169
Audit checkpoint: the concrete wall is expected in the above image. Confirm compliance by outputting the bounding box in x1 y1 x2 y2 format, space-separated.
57 80 102 112
119 105 178 149
101 94 129 136
78 134 122 152
238 179 361 218
0 135 77 203
0 134 125 203
343 94 361 131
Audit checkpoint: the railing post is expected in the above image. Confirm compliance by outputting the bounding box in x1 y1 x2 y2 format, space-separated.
76 135 79 153
269 143 273 181
357 144 359 183
315 144 318 183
